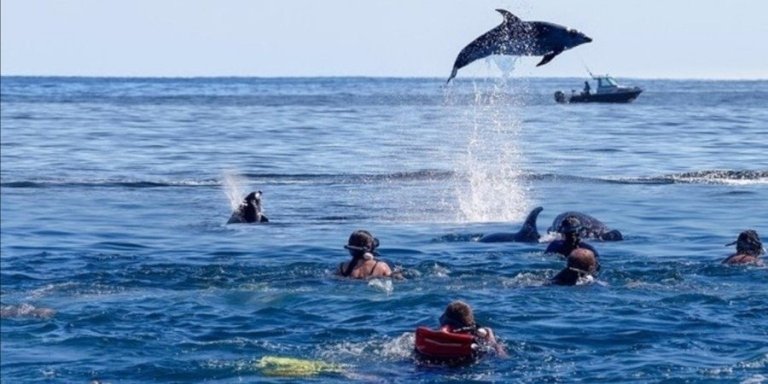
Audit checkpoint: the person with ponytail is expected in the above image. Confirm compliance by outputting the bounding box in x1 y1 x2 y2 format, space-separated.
337 230 394 279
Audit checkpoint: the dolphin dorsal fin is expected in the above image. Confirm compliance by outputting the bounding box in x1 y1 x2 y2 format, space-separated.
495 9 521 24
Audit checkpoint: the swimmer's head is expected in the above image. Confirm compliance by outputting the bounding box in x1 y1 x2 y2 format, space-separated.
559 216 582 235
439 300 476 330
344 230 379 259
726 230 764 257
567 248 597 275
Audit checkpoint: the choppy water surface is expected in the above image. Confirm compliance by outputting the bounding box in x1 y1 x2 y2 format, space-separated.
1 76 767 383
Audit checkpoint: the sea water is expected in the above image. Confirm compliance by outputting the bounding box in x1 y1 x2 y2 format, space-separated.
1 76 767 383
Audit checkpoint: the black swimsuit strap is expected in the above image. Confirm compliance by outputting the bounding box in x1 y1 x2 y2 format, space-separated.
368 260 380 275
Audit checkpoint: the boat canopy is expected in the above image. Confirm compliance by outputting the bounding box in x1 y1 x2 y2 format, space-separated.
595 76 619 89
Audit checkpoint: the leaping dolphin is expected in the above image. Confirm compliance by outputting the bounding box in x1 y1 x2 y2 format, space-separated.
447 9 592 82
478 206 543 243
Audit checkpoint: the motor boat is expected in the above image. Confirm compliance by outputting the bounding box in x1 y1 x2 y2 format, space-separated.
555 75 642 103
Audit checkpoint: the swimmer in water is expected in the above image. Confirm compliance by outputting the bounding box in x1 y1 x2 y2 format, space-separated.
551 248 598 286
337 230 395 279
546 216 600 270
438 300 506 356
722 229 764 265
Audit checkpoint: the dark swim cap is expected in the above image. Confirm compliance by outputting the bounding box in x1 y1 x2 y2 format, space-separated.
559 216 582 235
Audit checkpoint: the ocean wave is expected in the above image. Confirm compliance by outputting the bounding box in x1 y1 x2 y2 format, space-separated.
0 303 56 319
0 170 453 189
0 178 223 189
2 169 765 189
629 170 768 185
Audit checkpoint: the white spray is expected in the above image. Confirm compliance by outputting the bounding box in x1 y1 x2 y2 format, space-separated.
222 170 247 211
451 55 530 222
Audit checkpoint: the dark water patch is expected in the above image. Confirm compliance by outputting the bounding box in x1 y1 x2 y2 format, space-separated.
589 147 624 153
90 241 149 250
30 229 76 237
5 113 35 120
1 179 218 188
715 190 757 196
1 181 48 188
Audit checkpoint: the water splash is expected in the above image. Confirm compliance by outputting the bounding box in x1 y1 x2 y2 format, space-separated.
222 170 246 211
448 56 530 222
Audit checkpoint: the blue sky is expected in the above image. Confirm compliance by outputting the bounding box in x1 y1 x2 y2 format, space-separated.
2 0 767 79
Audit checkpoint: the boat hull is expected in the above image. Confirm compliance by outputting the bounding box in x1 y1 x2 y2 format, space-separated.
555 88 643 104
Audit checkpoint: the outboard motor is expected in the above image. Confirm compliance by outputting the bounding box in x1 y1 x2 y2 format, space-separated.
554 91 567 103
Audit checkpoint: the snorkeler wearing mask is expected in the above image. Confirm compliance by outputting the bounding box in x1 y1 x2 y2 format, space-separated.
337 230 394 279
551 248 599 286
545 216 600 259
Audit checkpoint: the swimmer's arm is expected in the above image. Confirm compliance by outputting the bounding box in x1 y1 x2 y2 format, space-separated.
376 263 405 280
480 327 508 357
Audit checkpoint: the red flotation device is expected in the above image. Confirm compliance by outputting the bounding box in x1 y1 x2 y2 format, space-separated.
414 326 477 362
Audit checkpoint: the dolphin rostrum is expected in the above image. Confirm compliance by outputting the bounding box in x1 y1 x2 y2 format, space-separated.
447 9 592 82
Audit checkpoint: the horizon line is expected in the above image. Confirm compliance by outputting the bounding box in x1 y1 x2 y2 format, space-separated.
2 74 767 82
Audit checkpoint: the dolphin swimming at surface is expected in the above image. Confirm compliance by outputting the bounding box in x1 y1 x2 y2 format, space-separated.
447 9 592 82
548 211 623 241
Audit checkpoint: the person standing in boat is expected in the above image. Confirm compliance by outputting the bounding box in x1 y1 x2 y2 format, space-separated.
438 301 506 357
583 80 591 95
337 230 395 279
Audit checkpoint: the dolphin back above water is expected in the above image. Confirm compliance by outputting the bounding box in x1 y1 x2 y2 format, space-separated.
447 9 592 82
478 206 543 243
548 211 623 241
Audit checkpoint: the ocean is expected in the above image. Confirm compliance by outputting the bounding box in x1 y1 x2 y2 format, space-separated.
1 76 767 383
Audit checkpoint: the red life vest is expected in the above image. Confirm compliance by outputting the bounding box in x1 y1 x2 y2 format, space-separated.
414 326 477 361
